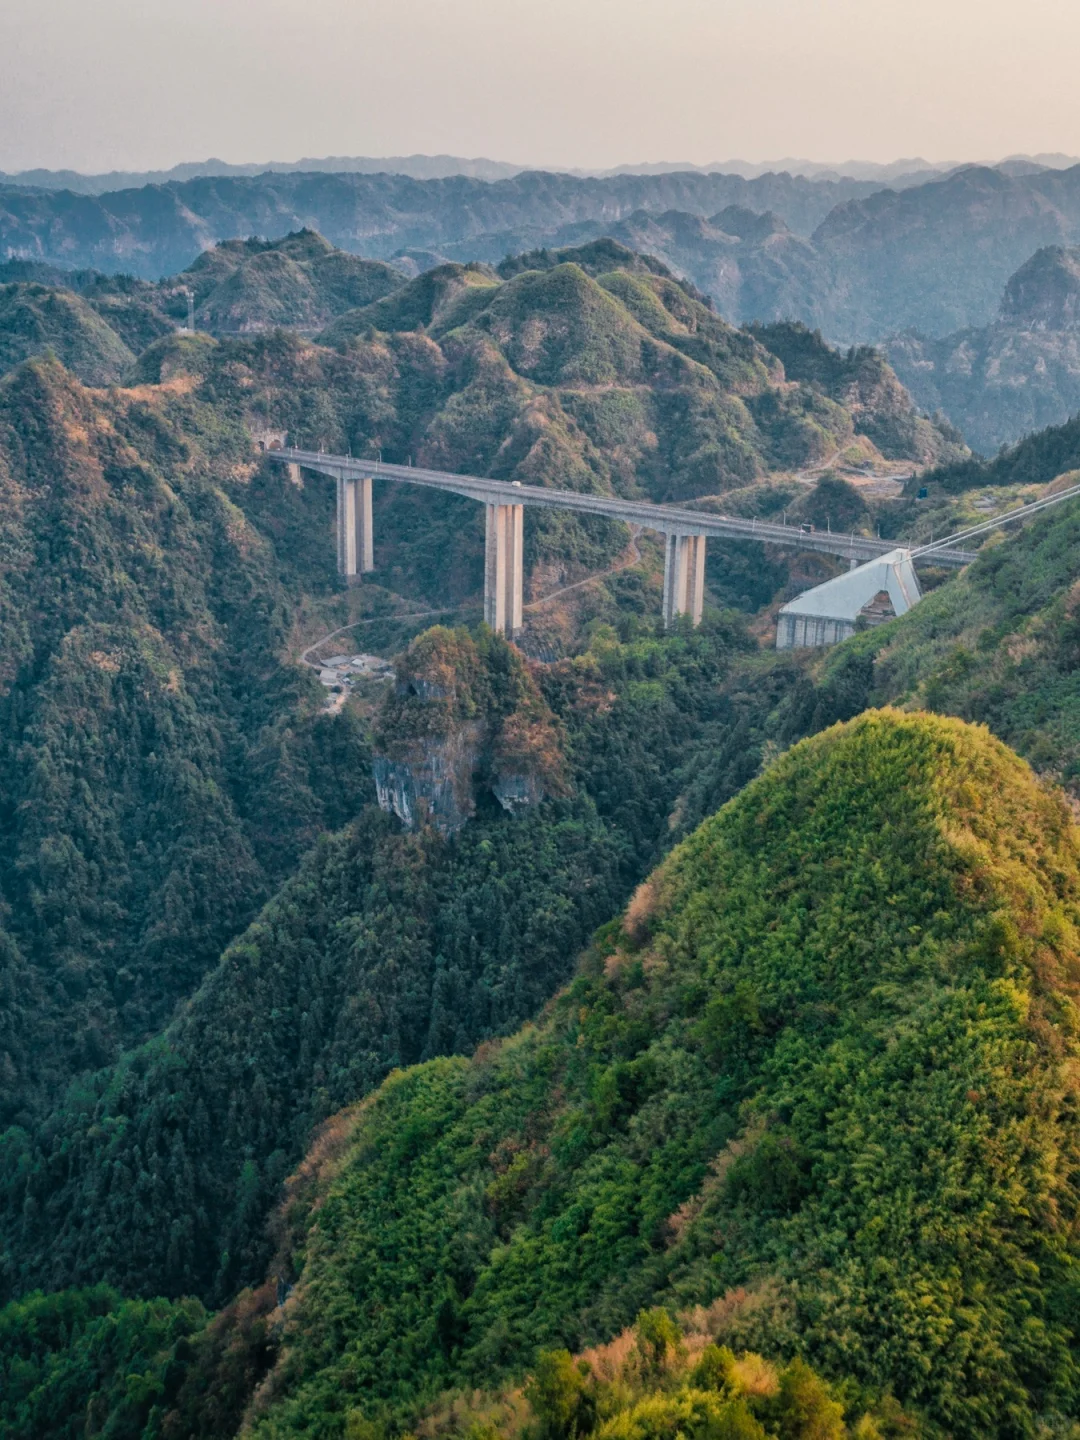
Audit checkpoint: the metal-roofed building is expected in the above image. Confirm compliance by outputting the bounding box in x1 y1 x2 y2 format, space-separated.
776 548 922 650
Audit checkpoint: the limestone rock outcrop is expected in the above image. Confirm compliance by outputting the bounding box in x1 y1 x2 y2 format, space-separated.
372 626 566 834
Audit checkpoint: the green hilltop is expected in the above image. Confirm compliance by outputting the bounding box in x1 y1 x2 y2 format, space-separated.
0 282 136 385
190 231 402 335
320 260 502 340
232 711 1080 1439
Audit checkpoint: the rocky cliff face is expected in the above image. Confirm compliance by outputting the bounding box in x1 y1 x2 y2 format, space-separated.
373 726 482 833
1001 245 1080 329
887 244 1080 453
372 626 565 834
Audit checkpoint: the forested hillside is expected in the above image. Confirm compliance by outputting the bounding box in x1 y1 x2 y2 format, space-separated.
8 711 1076 1439
0 281 136 384
0 231 403 363
8 475 1080 1344
673 486 1080 834
0 356 368 1124
184 231 402 334
0 619 755 1305
919 408 1080 492
5 222 1080 1440
0 239 951 1127
235 710 1080 1440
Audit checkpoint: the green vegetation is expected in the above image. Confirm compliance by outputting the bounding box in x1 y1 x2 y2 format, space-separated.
318 257 957 505
39 237 949 613
0 1289 890 1440
191 232 402 335
496 238 691 290
0 618 755 1306
922 411 1080 492
10 712 1074 1439
0 355 369 1123
748 321 965 462
320 261 501 342
0 282 135 384
726 491 1080 809
0 1287 207 1439
201 711 1080 1438
0 232 404 379
373 626 567 829
5 230 1080 1440
420 1310 894 1440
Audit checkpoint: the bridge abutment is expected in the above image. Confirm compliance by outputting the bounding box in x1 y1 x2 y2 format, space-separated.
485 502 523 636
663 532 707 627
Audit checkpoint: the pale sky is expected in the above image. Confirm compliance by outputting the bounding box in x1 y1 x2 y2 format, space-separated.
1 0 1078 174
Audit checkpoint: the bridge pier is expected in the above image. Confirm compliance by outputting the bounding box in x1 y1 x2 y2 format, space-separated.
663 532 707 627
484 502 523 636
336 475 375 581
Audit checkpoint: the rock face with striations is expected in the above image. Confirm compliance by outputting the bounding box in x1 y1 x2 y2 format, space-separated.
372 625 565 834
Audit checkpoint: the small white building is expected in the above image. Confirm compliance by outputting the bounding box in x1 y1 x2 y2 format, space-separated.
776 548 922 650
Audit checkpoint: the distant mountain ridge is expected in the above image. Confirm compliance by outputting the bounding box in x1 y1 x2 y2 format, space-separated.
9 163 1080 345
4 151 1077 194
518 166 1080 342
0 169 890 281
0 153 528 193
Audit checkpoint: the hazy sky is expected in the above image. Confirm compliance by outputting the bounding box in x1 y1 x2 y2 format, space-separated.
2 0 1079 173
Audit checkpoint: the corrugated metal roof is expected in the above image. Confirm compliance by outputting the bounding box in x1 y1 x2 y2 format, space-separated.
778 549 922 621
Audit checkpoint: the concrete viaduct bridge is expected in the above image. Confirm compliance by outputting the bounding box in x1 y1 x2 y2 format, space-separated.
270 447 977 635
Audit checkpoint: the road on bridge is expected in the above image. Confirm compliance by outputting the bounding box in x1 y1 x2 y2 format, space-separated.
271 448 978 570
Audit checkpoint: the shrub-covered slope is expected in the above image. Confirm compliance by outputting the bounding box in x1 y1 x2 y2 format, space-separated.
0 282 135 384
234 711 1080 1438
0 356 370 1124
749 321 965 460
917 410 1080 493
188 231 403 335
0 1286 897 1440
836 492 1080 792
668 486 1080 849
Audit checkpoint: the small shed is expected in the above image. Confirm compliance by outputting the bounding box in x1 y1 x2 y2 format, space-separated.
776 548 922 650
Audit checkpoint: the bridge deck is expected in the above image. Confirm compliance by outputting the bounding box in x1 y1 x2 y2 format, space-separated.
271 449 977 569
